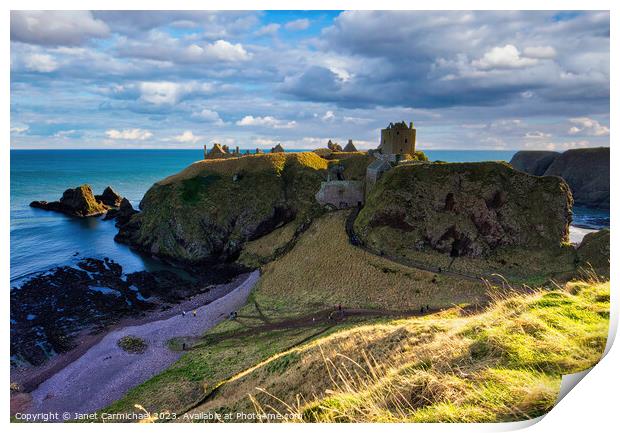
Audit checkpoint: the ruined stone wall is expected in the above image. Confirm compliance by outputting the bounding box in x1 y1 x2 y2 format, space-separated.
315 180 365 209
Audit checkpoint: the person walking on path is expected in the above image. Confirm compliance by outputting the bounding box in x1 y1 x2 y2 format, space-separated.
192 310 197 317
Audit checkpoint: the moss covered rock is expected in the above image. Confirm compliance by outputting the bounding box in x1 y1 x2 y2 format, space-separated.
577 229 610 277
354 162 574 278
116 153 328 264
30 184 109 217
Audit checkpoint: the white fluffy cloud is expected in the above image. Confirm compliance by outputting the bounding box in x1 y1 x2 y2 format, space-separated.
137 81 215 105
172 131 201 143
186 40 251 62
11 11 109 46
568 117 610 136
23 53 58 72
105 128 153 140
236 115 296 129
191 109 225 125
473 45 538 70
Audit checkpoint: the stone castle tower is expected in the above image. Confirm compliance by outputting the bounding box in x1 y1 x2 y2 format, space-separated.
379 121 416 156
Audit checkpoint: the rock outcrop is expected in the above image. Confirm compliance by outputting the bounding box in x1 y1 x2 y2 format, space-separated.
30 185 110 217
576 229 610 277
509 151 560 176
115 153 328 264
95 186 123 207
354 162 573 260
103 197 138 226
510 147 609 208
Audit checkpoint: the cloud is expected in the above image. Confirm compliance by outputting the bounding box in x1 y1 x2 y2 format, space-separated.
172 131 201 143
11 11 109 46
525 131 552 139
285 19 310 31
116 33 251 64
322 111 335 122
23 53 58 72
137 81 216 106
236 115 296 129
105 128 153 140
10 125 29 134
523 46 557 59
187 40 251 62
472 45 538 70
568 117 609 136
256 23 280 36
191 108 225 125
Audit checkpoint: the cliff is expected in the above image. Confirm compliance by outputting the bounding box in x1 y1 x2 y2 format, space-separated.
115 153 329 264
510 147 609 208
544 147 609 209
354 162 575 279
509 151 560 176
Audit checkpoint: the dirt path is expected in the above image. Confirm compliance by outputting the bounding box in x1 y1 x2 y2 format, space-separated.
25 270 260 418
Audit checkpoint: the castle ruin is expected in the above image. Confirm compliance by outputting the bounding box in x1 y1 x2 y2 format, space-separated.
377 121 416 161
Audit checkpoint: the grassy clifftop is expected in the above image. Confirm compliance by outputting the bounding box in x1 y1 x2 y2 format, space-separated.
116 153 329 264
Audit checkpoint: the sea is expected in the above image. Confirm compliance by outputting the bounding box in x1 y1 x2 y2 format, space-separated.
10 149 610 284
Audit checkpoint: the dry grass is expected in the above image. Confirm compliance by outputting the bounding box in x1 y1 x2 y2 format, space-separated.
158 152 329 185
197 279 609 423
253 211 489 315
238 221 300 267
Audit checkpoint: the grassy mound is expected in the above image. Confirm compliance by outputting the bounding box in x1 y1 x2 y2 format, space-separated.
117 336 147 354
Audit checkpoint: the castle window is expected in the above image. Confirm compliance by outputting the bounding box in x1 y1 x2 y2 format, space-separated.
405 139 408 143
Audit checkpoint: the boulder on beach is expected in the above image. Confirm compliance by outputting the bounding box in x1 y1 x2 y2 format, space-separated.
30 185 109 218
354 162 574 276
95 186 123 208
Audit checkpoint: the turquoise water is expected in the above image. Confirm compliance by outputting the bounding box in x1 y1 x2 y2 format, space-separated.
10 149 608 283
10 150 203 282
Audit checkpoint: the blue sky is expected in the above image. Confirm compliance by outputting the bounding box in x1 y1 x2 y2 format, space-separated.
10 10 610 150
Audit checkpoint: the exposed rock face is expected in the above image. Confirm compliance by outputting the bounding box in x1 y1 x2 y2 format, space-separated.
95 186 123 207
509 151 560 176
576 229 610 277
30 185 110 217
116 153 328 264
354 162 572 259
510 147 609 208
544 147 609 209
103 197 138 226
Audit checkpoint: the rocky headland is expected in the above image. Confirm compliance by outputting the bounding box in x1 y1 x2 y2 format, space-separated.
510 147 609 209
115 153 331 264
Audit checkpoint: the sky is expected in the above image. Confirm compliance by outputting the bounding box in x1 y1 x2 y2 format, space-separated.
9 10 610 150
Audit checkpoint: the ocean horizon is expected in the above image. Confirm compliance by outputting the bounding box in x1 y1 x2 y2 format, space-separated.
10 149 609 284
